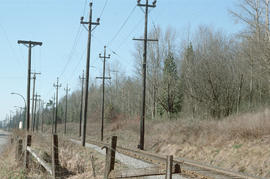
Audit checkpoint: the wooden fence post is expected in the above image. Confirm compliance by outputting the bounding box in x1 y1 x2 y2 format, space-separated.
16 139 23 162
52 134 59 179
174 163 181 173
104 136 117 179
166 155 173 179
24 135 32 169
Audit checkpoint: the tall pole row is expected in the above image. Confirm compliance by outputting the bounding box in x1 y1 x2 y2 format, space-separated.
31 72 40 131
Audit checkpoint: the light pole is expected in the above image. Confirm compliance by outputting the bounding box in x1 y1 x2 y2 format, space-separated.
11 92 26 129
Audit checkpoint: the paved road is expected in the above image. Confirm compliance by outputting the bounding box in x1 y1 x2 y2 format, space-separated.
0 130 9 153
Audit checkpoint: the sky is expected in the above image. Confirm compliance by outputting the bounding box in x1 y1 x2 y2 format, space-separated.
0 0 243 120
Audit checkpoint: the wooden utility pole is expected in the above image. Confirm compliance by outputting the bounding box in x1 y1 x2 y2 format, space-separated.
33 94 40 132
133 0 157 150
53 78 61 134
52 94 56 134
31 72 41 131
36 97 41 131
64 84 70 134
97 46 111 141
17 40 42 131
41 101 44 132
80 2 100 146
79 71 85 137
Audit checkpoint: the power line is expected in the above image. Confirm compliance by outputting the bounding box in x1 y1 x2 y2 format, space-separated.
115 16 144 51
107 5 137 47
0 24 26 70
83 0 88 16
99 0 109 19
58 25 82 78
67 46 87 81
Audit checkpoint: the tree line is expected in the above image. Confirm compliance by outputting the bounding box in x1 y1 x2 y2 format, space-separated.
7 0 270 128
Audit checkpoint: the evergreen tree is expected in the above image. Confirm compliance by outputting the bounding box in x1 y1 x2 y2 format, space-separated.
158 52 183 117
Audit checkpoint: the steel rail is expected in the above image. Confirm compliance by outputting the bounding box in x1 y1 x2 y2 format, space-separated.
86 139 265 179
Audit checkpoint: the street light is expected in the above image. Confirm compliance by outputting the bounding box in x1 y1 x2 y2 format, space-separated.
11 92 26 106
11 92 26 129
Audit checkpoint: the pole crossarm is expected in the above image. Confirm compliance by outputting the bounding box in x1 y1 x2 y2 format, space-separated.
133 38 158 42
137 0 157 8
31 72 41 75
96 77 111 80
80 3 100 29
17 40 42 47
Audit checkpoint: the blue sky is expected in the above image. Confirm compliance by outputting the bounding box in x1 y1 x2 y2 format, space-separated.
0 0 242 120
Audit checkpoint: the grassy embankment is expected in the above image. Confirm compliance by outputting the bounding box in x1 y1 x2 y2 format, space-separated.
2 108 270 178
48 108 270 178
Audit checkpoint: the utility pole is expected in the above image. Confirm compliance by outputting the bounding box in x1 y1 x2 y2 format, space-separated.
36 97 41 131
31 72 41 131
96 46 111 141
52 94 56 134
41 101 44 132
53 77 61 134
64 84 70 134
32 94 40 132
133 0 157 150
17 40 42 131
9 111 13 131
80 2 100 146
79 71 85 137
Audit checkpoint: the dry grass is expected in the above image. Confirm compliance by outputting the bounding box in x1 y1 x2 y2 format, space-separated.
0 137 25 179
94 109 270 177
4 130 127 178
15 108 270 178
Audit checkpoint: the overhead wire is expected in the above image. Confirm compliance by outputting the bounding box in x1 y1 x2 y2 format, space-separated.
57 0 89 81
107 5 137 47
116 16 144 51
58 25 82 78
99 0 109 19
0 23 26 74
91 0 109 33
68 46 87 81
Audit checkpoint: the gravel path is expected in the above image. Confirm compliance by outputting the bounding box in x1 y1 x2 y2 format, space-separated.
0 130 9 153
70 139 187 179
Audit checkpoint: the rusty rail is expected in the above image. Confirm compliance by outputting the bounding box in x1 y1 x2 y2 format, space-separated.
84 139 264 179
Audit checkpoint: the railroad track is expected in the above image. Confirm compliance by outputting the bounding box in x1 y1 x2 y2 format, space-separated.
85 139 265 179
